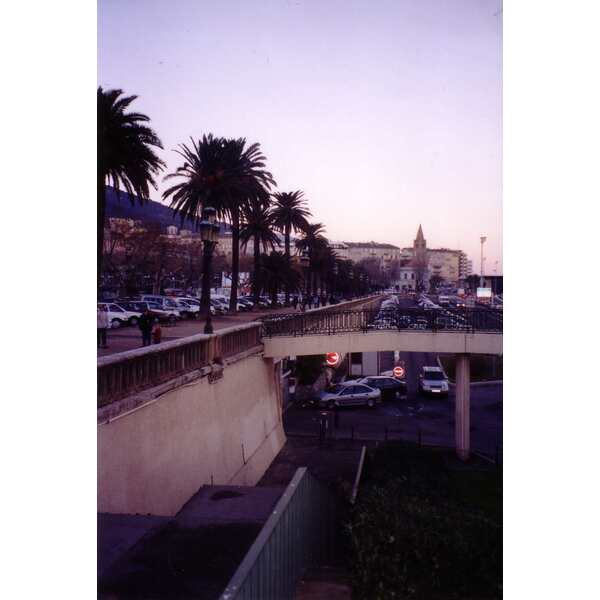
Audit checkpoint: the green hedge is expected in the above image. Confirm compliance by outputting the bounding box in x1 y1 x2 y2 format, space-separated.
347 445 502 599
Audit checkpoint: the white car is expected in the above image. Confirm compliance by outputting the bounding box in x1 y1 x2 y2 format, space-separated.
98 303 141 328
170 298 201 319
418 366 449 397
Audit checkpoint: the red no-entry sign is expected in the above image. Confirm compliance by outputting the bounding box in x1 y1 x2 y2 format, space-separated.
393 366 405 378
326 352 341 367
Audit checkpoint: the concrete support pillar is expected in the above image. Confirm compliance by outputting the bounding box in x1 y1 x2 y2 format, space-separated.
455 354 471 461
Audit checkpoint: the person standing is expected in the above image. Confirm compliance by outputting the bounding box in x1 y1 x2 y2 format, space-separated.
97 304 109 349
152 323 162 344
138 309 154 347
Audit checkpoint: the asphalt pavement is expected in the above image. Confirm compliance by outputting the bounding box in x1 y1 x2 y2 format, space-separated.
283 381 502 457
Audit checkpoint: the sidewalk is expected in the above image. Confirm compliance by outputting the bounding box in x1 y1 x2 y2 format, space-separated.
97 305 296 357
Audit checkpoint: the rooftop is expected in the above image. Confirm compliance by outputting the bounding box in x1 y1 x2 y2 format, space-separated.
344 241 400 250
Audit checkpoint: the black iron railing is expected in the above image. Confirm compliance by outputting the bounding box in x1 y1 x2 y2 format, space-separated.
261 307 502 337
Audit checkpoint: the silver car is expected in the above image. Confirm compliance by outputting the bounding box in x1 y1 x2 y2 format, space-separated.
318 382 381 409
418 366 450 397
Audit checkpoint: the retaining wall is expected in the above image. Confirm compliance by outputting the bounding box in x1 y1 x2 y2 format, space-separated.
98 350 286 516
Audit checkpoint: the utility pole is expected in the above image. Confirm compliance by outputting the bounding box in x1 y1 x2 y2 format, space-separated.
480 236 487 289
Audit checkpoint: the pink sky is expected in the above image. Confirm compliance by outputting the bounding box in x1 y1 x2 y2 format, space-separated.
98 0 502 273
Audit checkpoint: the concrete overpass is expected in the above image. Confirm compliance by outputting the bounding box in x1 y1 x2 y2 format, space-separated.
263 329 502 358
261 305 502 461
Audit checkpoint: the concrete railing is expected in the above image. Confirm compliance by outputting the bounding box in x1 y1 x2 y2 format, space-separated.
308 293 385 314
97 322 262 407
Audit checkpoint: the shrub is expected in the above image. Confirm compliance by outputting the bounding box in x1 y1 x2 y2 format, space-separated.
347 457 502 599
295 354 326 385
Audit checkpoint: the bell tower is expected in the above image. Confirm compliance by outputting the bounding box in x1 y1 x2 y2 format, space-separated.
413 224 428 292
414 224 427 263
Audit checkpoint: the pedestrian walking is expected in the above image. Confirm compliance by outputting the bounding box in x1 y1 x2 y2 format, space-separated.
139 309 154 347
307 295 313 310
292 296 298 310
97 304 109 349
152 323 162 344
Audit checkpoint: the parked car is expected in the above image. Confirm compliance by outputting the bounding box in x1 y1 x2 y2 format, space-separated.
97 302 141 328
170 298 200 319
418 366 449 397
139 295 181 311
131 301 180 324
318 382 381 409
238 298 254 311
356 376 407 400
408 317 429 330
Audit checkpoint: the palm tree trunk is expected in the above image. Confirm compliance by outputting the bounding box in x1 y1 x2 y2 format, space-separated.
230 206 240 312
252 236 261 302
284 223 291 306
97 177 106 297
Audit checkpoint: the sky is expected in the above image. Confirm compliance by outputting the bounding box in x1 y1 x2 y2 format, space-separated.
98 0 502 273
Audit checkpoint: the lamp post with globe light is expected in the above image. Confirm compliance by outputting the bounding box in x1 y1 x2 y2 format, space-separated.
199 207 220 334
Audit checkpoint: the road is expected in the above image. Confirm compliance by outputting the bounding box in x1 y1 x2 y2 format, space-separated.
283 380 502 457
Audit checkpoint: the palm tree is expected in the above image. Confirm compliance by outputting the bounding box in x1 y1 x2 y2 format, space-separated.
271 191 311 305
313 243 338 296
98 87 164 293
295 222 327 297
240 199 280 302
163 135 275 312
260 251 303 306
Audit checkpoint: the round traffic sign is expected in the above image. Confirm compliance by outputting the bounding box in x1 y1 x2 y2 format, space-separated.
326 352 341 367
393 366 405 378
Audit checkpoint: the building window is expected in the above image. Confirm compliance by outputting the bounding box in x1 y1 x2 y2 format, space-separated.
404 273 407 279
411 273 415 280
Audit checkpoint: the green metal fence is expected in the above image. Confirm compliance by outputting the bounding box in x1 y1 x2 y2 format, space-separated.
219 467 335 600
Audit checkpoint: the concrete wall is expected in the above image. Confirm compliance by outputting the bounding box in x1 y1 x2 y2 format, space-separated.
264 330 502 358
98 352 286 516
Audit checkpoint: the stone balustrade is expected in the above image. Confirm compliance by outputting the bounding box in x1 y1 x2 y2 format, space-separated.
97 322 263 407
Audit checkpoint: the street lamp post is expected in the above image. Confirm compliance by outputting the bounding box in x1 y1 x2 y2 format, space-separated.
300 250 310 300
479 236 487 289
199 207 220 335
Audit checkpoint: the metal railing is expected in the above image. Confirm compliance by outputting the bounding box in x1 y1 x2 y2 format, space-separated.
219 467 335 600
97 323 262 407
261 307 503 337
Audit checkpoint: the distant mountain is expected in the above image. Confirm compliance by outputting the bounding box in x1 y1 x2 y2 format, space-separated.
105 186 231 233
